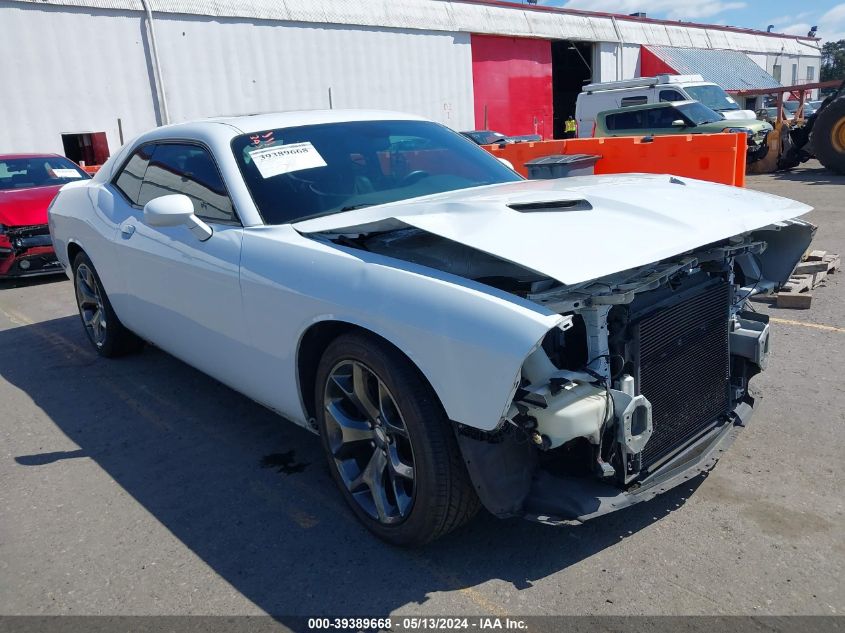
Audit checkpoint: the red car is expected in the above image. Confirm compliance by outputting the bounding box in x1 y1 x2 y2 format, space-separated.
0 154 90 278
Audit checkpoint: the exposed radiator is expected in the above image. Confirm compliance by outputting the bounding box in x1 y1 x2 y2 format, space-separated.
632 282 731 469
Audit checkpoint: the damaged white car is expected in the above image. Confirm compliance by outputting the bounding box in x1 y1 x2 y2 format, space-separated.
48 111 814 546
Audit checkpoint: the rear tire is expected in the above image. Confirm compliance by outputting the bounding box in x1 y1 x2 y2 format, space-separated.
72 252 144 357
813 97 845 175
314 332 480 546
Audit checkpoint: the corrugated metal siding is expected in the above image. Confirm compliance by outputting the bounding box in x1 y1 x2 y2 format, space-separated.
153 18 475 128
0 0 474 154
0 1 159 154
6 0 821 56
644 45 782 90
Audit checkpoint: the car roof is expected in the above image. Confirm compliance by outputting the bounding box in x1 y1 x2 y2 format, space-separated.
150 109 429 139
96 109 438 183
600 100 697 116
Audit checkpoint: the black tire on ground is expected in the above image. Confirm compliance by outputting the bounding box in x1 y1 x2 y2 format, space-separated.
71 251 145 357
314 331 481 546
812 97 845 175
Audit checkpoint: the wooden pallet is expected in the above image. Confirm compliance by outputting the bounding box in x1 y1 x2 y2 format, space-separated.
776 250 839 309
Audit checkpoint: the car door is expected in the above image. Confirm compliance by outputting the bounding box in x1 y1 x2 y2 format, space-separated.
112 142 248 385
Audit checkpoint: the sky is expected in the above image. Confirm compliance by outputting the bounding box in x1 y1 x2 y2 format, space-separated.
537 1 845 43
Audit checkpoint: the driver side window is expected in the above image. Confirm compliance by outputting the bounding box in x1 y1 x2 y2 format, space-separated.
137 143 237 223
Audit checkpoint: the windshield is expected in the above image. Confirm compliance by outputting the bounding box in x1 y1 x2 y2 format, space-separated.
684 85 740 112
232 120 522 224
0 156 89 191
677 102 724 125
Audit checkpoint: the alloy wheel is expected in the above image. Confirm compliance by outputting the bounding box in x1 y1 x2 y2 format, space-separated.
323 360 416 524
75 263 107 348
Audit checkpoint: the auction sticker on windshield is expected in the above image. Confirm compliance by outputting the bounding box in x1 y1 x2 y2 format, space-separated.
51 168 83 178
249 142 327 179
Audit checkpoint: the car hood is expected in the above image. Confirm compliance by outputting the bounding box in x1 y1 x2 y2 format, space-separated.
293 174 812 286
711 118 771 133
0 185 62 226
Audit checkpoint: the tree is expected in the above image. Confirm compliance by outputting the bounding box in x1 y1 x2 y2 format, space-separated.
821 41 845 83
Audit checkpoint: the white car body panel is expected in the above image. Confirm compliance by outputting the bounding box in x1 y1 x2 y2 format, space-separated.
294 175 811 286
238 225 561 429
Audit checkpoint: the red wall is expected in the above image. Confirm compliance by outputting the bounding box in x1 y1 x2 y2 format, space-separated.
471 35 553 139
640 46 678 77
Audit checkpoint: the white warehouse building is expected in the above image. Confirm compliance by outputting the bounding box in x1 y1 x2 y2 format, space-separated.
0 0 822 165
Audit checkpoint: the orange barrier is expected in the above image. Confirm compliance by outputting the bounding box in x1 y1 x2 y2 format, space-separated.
483 133 747 187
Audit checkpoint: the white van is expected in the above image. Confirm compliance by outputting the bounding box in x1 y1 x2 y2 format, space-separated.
575 74 756 137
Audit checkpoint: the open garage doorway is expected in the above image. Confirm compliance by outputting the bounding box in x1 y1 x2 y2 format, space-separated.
552 41 593 138
61 132 110 167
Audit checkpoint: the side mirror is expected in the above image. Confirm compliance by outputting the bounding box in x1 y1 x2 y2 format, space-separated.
143 194 213 241
671 119 687 128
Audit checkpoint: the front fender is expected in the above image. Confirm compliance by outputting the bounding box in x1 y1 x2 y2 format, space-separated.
240 226 562 430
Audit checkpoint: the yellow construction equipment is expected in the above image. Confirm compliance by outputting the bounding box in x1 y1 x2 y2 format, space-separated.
737 79 844 174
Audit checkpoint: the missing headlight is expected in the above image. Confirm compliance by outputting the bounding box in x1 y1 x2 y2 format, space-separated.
542 314 588 371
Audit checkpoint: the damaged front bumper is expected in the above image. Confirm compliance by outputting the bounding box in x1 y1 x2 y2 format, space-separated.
0 225 62 278
455 396 753 525
522 397 754 524
452 223 811 526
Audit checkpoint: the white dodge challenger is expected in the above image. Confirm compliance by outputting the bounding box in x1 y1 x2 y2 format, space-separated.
49 110 814 545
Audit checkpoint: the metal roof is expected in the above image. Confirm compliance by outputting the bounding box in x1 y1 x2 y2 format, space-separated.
644 46 783 91
6 0 822 56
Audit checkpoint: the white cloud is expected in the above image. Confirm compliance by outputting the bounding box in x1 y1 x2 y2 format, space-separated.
820 3 845 23
557 0 747 21
816 3 845 43
764 3 845 43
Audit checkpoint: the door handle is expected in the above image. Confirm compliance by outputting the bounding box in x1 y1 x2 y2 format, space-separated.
121 224 136 238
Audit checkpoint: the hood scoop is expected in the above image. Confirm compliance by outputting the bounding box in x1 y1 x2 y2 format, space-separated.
507 199 592 213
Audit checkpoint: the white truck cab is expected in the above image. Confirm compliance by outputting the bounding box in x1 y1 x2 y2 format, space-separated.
575 74 755 137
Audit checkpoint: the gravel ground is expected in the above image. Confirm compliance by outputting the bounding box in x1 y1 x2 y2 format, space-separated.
0 161 843 618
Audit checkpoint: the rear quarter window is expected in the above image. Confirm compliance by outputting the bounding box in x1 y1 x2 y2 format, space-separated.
113 146 153 204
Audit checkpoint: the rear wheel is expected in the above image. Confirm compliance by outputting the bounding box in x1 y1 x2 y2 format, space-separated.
813 97 845 174
315 332 480 546
72 252 144 357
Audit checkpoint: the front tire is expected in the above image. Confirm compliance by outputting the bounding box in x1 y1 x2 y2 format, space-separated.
315 332 480 546
72 252 144 357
